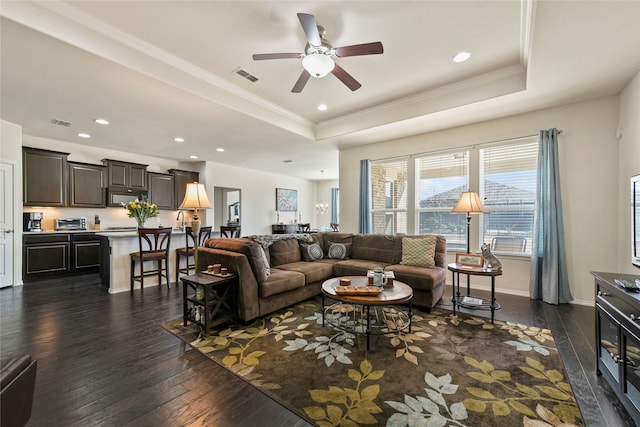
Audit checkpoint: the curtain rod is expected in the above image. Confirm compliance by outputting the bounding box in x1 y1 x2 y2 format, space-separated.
372 129 564 162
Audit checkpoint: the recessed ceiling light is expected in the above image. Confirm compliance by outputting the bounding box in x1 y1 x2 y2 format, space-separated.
78 133 90 138
174 137 185 143
453 51 471 63
94 118 109 125
317 104 328 111
189 155 198 159
216 148 225 152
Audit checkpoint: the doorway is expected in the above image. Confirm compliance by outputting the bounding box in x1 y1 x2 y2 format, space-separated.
213 187 241 230
0 161 15 287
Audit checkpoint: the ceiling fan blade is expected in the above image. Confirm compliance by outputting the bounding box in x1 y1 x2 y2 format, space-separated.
252 53 302 61
334 42 384 57
292 70 311 93
297 13 321 46
331 64 361 91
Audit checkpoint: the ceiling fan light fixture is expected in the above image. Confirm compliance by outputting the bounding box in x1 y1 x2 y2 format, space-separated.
302 53 334 78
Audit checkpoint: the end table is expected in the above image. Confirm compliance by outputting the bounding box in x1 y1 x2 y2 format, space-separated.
448 263 502 323
182 273 237 335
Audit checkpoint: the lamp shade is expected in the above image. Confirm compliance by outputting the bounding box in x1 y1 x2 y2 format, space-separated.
179 182 212 211
302 53 335 78
451 191 488 215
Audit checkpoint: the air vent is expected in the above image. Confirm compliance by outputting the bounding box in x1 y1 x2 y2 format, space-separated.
51 118 72 127
233 67 259 83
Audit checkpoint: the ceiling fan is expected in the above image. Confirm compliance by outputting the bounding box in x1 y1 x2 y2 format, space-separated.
252 13 384 93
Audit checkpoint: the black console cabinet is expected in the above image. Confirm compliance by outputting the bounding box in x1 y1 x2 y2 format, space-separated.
592 271 640 422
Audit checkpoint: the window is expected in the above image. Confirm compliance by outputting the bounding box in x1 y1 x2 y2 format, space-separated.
416 151 469 251
480 139 538 255
371 158 408 234
369 138 538 255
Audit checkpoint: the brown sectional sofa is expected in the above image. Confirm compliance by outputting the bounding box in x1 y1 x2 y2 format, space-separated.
198 232 446 322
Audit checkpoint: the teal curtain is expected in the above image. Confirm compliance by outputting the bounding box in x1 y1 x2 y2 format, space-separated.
330 187 339 224
359 159 372 233
530 128 572 304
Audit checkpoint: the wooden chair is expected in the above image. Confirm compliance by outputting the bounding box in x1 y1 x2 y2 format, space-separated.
175 226 213 282
220 225 241 238
490 235 527 253
297 223 311 233
330 223 339 232
130 227 172 293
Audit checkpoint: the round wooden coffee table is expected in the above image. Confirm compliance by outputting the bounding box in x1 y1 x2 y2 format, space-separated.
321 276 413 350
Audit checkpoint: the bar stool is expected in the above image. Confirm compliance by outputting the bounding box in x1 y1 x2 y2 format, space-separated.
130 227 172 293
220 225 241 238
175 226 212 282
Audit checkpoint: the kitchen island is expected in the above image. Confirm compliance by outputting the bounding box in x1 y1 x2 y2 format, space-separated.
98 229 188 293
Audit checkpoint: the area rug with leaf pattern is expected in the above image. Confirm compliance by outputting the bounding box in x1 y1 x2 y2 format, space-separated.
161 297 583 426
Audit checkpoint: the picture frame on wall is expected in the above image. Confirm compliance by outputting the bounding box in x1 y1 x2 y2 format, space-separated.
455 253 484 267
276 188 297 211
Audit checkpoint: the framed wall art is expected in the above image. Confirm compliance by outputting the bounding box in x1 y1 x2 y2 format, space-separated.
276 188 297 211
455 253 484 267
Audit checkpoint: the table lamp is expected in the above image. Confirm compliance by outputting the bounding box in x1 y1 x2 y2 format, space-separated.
451 191 488 254
179 182 212 272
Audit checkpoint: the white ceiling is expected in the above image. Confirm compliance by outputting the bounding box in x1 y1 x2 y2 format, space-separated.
1 1 639 180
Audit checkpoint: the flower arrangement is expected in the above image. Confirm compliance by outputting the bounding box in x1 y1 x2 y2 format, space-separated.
122 199 158 228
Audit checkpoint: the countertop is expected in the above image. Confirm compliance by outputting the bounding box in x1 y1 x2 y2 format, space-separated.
24 228 186 236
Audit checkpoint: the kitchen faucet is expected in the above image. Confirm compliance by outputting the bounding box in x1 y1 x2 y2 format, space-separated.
176 210 186 229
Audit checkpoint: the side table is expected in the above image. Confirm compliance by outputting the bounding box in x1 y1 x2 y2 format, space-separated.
448 263 502 323
182 273 237 335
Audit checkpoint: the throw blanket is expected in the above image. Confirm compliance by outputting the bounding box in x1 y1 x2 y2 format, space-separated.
245 233 314 249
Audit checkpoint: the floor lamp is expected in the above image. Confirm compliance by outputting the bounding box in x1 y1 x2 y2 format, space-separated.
179 182 212 272
451 191 488 255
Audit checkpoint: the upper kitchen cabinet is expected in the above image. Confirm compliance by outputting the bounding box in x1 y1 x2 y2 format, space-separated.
68 161 106 208
102 159 148 191
23 147 68 206
148 172 174 210
169 169 199 209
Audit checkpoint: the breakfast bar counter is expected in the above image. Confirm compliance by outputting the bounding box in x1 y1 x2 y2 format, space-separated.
98 229 187 294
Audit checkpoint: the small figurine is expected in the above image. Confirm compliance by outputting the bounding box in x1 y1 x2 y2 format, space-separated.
481 243 503 271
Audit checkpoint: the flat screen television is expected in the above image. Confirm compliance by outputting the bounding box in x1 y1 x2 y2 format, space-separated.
632 174 640 268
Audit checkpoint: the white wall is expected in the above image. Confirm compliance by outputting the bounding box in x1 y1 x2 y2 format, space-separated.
0 119 23 285
202 161 315 236
339 96 622 305
314 179 339 230
617 71 640 274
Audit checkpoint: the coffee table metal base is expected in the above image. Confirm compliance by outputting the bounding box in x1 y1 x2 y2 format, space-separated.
322 298 412 351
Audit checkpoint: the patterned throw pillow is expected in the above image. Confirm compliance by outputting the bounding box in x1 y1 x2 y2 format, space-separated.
259 246 271 276
327 242 351 259
300 243 324 262
400 236 436 268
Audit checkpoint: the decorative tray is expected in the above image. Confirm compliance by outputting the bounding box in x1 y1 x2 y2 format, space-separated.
334 286 382 296
200 271 234 278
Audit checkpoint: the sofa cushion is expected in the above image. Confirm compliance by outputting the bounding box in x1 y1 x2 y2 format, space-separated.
321 233 354 254
400 236 437 268
327 242 351 259
351 234 401 264
386 264 446 292
276 261 334 285
300 242 324 261
332 259 392 277
258 269 305 298
204 238 270 283
269 239 302 267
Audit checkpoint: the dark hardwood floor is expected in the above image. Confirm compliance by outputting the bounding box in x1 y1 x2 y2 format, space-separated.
0 274 635 427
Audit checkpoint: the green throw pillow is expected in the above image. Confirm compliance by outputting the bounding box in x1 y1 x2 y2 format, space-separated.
400 236 436 268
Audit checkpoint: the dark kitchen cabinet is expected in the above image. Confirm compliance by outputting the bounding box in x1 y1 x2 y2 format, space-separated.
103 159 148 191
169 169 199 209
23 233 100 281
71 233 100 272
23 234 70 278
148 172 174 209
23 147 68 206
68 161 106 207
